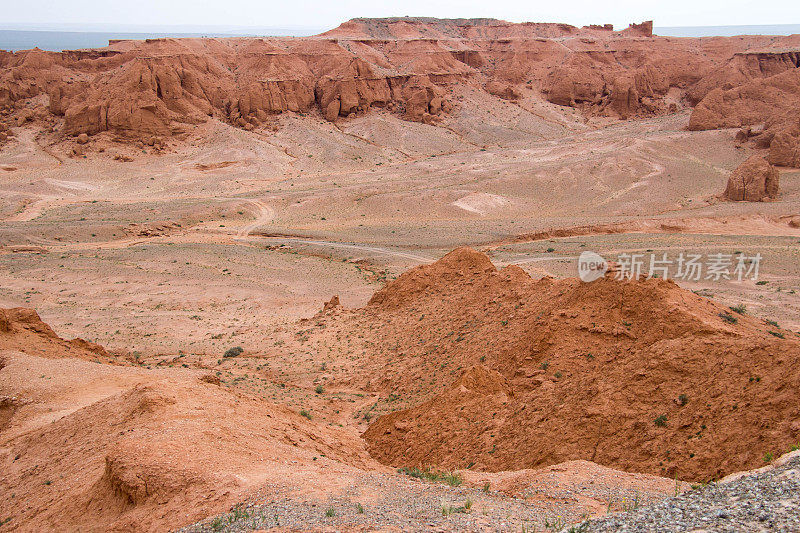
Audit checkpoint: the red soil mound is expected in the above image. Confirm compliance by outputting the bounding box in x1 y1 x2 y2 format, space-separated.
359 248 800 481
0 350 372 532
0 307 112 361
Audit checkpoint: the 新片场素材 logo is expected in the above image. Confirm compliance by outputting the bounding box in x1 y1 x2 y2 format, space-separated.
578 251 608 282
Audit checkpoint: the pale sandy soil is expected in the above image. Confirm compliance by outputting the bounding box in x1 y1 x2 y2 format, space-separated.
1 100 799 353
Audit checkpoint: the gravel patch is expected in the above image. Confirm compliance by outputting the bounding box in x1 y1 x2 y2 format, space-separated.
180 471 580 532
571 452 800 533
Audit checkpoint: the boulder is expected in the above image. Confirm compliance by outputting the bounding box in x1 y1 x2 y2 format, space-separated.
768 126 800 168
322 295 341 313
76 133 89 144
485 81 521 100
723 156 780 202
429 97 443 115
324 98 340 122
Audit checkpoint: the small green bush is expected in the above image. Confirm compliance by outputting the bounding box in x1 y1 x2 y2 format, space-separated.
223 346 243 358
397 467 463 487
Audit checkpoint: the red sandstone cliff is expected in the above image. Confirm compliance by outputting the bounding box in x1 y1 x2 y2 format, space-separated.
0 18 797 146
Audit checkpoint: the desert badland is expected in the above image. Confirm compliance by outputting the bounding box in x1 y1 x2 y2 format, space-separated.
2 15 800 532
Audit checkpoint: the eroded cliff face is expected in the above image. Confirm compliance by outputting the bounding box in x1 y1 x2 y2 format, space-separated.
688 44 800 167
1 37 460 140
0 18 797 145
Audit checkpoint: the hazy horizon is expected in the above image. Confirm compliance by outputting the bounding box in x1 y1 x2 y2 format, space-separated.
1 0 798 31
2 22 799 52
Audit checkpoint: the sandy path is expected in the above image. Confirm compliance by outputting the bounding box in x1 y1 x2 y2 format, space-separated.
258 236 436 263
4 196 60 222
234 199 276 240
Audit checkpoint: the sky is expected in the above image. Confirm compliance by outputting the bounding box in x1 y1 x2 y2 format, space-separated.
0 0 798 32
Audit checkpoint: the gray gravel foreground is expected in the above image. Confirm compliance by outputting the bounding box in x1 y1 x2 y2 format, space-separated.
569 451 800 533
179 471 563 532
180 466 677 533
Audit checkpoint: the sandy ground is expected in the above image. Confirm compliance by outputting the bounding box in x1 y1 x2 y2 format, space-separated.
1 101 799 353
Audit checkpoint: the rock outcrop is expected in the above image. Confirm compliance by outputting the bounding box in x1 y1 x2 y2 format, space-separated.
1 37 461 140
722 156 780 201
688 54 800 167
768 122 800 167
689 69 800 132
0 307 112 360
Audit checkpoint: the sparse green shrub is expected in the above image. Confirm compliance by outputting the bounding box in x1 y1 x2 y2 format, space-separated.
300 409 312 420
544 516 567 531
769 331 785 339
325 507 336 518
315 384 324 394
441 501 471 516
355 502 364 514
654 414 668 427
677 394 689 407
764 452 774 463
718 312 737 324
730 304 747 315
621 492 641 512
397 467 462 486
223 346 243 358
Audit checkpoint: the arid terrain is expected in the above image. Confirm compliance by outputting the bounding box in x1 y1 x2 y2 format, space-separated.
1 16 800 532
